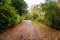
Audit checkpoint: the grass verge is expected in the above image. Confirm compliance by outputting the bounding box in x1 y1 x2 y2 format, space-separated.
32 20 60 40
32 20 45 30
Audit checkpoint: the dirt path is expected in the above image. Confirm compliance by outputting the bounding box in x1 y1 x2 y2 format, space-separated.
0 20 44 40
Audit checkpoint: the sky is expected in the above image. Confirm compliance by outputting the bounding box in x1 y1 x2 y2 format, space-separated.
24 0 45 10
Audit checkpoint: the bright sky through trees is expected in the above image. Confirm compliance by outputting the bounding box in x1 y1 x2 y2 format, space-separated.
24 0 45 10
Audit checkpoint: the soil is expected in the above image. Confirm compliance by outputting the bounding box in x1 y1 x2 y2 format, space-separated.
0 20 60 40
0 20 43 40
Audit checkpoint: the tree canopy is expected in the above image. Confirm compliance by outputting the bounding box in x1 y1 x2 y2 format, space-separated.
0 0 23 32
41 0 60 30
0 0 28 15
0 0 11 5
11 0 27 15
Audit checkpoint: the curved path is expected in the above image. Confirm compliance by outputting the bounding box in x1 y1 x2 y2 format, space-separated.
0 20 44 40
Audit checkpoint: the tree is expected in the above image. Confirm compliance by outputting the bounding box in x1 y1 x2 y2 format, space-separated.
0 0 22 32
0 0 11 5
46 0 56 3
31 5 45 20
41 0 60 30
11 0 27 15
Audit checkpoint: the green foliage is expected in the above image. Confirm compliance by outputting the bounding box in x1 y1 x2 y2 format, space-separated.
0 5 22 32
11 0 27 15
32 13 39 19
0 0 11 5
0 0 28 16
32 20 45 30
24 14 32 20
3 0 11 4
35 18 44 23
41 1 60 30
0 0 28 32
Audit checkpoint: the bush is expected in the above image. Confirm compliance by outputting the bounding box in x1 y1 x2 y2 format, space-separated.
24 14 32 20
32 13 39 19
41 1 60 30
35 18 44 23
0 5 22 32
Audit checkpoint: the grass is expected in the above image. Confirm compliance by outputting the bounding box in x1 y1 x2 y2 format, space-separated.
32 20 45 30
32 20 60 40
